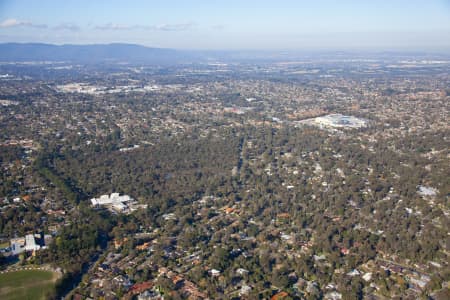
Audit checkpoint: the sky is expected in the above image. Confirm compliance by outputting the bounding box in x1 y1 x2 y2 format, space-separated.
0 0 449 50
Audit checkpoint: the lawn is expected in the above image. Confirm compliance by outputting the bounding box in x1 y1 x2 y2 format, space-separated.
0 269 57 300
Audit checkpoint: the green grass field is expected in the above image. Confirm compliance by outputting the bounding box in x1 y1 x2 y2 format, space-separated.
0 270 57 300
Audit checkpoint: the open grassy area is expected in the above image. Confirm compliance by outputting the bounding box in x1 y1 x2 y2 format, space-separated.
0 270 57 300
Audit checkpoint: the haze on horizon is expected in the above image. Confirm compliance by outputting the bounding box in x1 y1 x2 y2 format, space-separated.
0 0 449 51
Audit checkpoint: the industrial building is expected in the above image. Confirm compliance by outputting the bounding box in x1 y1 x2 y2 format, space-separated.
314 114 367 128
8 233 49 255
91 193 138 213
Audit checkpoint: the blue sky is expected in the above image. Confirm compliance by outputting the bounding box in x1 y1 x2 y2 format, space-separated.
0 0 449 50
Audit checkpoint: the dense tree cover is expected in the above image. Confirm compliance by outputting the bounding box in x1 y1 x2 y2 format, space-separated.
0 203 44 237
0 145 25 198
0 62 448 299
40 206 114 272
34 122 448 298
1 119 447 299
52 128 241 205
36 206 116 298
34 153 81 205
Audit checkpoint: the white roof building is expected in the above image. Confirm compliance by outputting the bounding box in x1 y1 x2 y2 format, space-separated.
112 202 127 212
90 193 137 213
314 114 367 128
11 242 25 255
236 268 249 275
91 193 134 206
25 234 40 251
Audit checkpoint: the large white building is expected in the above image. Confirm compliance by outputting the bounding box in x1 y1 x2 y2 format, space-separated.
314 114 367 128
91 193 135 212
91 193 132 206
10 233 45 255
25 234 40 251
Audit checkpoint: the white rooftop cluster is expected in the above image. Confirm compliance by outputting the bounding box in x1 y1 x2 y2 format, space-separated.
91 193 135 212
314 114 367 128
417 185 437 197
25 234 40 251
9 233 50 255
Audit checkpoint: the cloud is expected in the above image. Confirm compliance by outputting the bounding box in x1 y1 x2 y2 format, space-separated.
53 23 80 31
94 22 194 32
155 23 194 31
0 18 81 31
94 23 139 31
0 18 23 27
0 18 194 33
0 18 47 29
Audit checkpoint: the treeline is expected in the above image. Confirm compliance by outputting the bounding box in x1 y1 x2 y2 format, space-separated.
38 205 116 299
34 153 84 205
52 128 241 205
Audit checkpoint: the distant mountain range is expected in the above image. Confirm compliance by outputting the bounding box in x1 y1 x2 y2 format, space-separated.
0 43 200 64
0 43 447 64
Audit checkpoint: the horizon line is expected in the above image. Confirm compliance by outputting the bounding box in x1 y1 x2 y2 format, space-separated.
0 41 449 54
